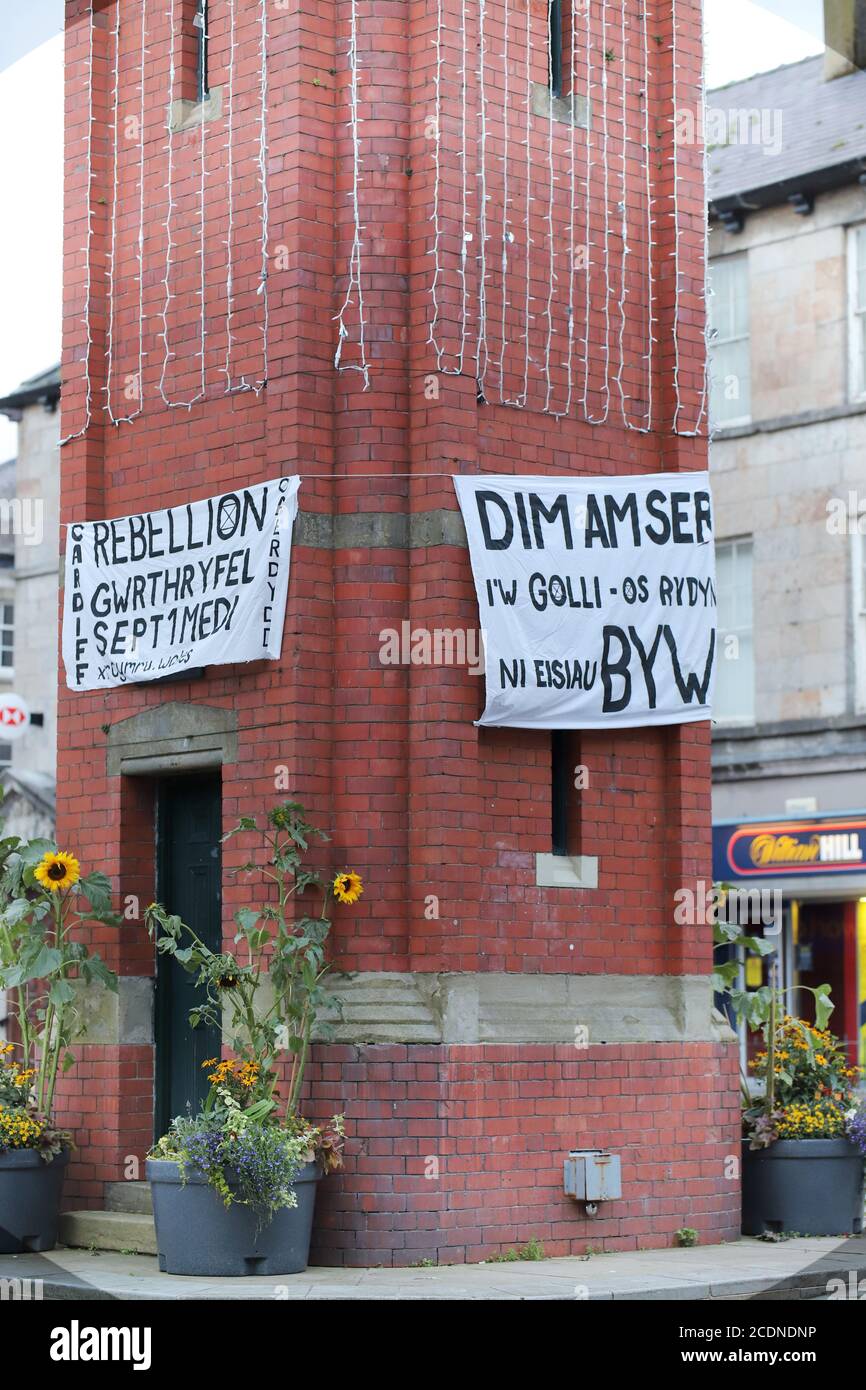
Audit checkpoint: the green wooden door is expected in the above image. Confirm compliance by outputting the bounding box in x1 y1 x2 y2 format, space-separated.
155 774 222 1138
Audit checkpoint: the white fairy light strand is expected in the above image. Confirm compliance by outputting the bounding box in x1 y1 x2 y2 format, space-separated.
427 0 472 374
426 0 706 432
517 0 533 408
197 9 207 405
105 0 148 425
671 0 708 435
224 0 269 395
60 0 95 447
475 0 491 395
639 0 656 432
614 0 635 428
254 0 270 393
334 0 370 388
542 1 557 413
427 0 447 369
159 0 207 409
458 0 470 374
551 0 582 419
223 0 239 393
495 0 511 402
582 0 612 424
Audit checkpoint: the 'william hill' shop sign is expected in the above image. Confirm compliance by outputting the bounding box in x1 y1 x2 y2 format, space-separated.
713 817 866 881
62 477 300 691
454 472 717 729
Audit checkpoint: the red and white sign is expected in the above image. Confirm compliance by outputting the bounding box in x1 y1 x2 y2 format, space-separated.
0 693 30 741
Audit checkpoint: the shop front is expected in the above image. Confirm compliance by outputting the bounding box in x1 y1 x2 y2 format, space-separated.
713 813 866 1069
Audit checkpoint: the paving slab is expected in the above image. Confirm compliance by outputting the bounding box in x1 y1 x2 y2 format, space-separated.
0 1236 864 1300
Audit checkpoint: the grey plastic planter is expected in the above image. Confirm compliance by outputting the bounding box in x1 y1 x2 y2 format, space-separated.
146 1156 320 1276
0 1148 68 1253
742 1138 865 1237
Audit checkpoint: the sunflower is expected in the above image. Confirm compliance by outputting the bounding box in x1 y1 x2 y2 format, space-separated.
332 870 363 905
34 851 81 893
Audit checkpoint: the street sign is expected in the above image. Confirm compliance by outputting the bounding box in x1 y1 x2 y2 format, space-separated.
0 693 30 741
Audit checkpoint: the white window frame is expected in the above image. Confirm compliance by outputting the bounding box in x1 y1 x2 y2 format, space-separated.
848 224 866 403
0 601 13 681
852 528 866 712
708 253 751 430
714 536 755 726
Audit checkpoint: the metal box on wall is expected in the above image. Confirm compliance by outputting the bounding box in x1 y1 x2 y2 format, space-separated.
563 1150 622 1203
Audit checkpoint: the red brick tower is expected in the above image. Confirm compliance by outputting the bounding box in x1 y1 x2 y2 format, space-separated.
57 0 740 1264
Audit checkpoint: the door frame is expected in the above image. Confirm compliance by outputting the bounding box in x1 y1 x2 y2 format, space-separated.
153 771 222 1140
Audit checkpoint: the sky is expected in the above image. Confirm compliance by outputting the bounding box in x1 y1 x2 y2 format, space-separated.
0 0 63 461
0 0 830 463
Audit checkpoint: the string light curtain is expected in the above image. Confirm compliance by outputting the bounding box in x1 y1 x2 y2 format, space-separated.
63 0 706 440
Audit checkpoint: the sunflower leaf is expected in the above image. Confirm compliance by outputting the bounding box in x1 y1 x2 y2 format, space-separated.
79 870 113 915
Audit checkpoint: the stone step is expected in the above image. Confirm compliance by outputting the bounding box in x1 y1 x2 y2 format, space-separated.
59 1210 158 1257
105 1181 153 1215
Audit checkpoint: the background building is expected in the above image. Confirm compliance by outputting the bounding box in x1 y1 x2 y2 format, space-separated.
0 364 59 837
53 0 738 1265
0 363 60 1040
709 4 866 1067
0 455 16 768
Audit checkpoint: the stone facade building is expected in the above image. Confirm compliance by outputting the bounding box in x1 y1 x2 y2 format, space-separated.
0 367 61 794
709 9 866 1066
54 0 738 1265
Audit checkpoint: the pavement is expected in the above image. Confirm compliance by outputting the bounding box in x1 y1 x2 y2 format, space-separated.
1 1235 865 1300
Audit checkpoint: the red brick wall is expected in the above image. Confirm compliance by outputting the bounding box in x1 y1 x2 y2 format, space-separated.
54 0 737 1257
304 1044 741 1266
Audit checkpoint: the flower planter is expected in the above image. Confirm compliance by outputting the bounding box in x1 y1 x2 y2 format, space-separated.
0 1149 68 1253
742 1138 865 1238
146 1156 320 1276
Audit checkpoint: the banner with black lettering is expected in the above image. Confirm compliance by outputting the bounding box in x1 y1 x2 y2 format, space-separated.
453 472 716 729
62 477 300 691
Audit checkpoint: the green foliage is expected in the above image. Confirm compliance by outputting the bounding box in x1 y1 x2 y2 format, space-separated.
145 799 352 1120
743 1016 859 1149
150 1109 336 1229
489 1238 546 1263
712 886 855 1147
674 1227 699 1248
144 800 356 1226
0 834 119 1125
145 806 358 1139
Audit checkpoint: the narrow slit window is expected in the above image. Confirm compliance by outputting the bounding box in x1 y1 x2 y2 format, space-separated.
195 0 210 101
850 225 866 401
551 729 581 857
549 0 564 99
0 602 13 671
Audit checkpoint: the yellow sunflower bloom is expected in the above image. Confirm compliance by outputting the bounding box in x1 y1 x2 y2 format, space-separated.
332 870 364 905
34 851 81 893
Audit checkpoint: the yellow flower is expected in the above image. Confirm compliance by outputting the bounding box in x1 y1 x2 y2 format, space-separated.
201 1058 218 1070
34 851 80 893
333 870 363 905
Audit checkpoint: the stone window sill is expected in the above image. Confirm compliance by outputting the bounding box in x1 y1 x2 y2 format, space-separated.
535 852 599 890
531 83 590 131
169 85 223 134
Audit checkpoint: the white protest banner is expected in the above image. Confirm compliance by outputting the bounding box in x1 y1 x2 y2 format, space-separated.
62 476 300 692
453 472 716 729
